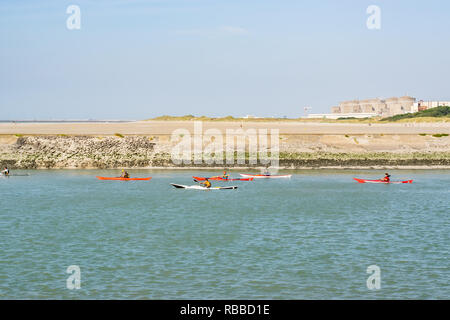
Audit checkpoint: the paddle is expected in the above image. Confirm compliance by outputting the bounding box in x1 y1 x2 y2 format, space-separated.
193 178 213 188
193 178 208 183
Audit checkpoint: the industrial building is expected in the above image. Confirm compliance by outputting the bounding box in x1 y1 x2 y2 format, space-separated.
307 96 449 119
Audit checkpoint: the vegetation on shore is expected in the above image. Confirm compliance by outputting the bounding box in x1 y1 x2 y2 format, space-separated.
381 106 450 122
3 151 449 169
149 108 450 123
149 115 381 123
2 135 449 169
432 133 449 138
151 115 301 122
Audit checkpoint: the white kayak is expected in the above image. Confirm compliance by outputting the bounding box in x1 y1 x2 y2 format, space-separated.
239 173 292 179
170 183 238 190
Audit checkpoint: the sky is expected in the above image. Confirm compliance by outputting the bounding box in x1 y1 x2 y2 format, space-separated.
0 0 449 120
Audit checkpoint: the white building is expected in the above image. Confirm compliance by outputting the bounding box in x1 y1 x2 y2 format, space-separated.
412 100 450 112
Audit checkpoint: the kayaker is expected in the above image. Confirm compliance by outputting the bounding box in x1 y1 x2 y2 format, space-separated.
222 170 229 179
200 178 212 188
381 173 391 182
1 166 9 176
120 169 130 179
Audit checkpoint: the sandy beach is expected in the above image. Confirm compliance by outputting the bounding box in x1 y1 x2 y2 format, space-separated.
1 120 449 135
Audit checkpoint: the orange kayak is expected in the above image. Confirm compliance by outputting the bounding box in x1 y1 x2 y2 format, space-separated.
96 176 152 181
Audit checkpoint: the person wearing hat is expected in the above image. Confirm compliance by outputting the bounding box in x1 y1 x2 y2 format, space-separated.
120 169 129 178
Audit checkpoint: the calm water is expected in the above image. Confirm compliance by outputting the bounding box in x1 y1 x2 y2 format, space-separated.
0 169 448 299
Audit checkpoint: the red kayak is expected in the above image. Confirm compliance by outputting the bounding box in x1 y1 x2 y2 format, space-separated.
193 176 254 181
96 176 152 181
353 178 413 184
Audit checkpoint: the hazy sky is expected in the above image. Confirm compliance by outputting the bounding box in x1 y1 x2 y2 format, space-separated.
1 0 449 120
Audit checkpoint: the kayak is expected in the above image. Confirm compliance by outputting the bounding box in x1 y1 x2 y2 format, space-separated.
353 178 413 184
193 176 254 181
96 176 152 181
240 173 292 179
171 183 237 190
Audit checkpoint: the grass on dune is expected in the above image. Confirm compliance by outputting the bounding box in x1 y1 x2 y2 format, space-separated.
381 106 450 122
148 115 382 123
147 110 450 123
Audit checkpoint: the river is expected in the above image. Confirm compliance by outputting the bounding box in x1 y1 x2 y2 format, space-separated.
0 169 448 299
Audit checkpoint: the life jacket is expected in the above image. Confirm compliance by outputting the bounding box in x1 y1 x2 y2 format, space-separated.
204 181 211 188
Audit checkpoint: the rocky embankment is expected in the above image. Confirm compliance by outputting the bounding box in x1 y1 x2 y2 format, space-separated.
0 134 449 169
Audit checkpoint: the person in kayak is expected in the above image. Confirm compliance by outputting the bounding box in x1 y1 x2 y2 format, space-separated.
381 173 391 182
200 178 212 188
222 170 229 179
1 166 9 176
120 169 130 179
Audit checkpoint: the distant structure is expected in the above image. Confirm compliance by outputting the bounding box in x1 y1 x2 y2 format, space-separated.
308 96 417 119
333 96 416 117
413 100 450 112
304 106 312 117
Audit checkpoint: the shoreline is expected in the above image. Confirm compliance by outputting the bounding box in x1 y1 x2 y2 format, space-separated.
7 166 450 170
1 122 449 169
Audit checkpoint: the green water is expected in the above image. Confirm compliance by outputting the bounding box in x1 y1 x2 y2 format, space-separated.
0 170 448 299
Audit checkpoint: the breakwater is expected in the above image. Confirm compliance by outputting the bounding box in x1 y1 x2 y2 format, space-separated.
1 134 449 169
